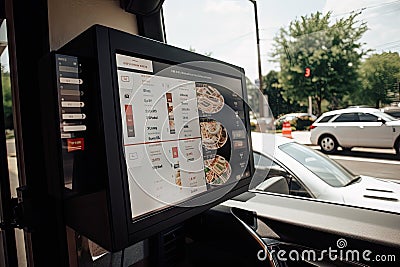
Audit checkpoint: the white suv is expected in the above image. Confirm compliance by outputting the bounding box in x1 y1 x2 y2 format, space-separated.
310 108 400 154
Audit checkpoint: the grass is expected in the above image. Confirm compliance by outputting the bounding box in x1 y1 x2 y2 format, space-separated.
5 129 14 139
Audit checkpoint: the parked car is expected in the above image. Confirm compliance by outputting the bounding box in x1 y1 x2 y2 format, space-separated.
381 106 400 119
310 107 400 154
250 116 274 132
274 113 316 130
250 132 400 213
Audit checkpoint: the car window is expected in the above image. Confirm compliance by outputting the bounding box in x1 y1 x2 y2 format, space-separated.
253 151 271 167
358 112 378 122
279 143 355 187
387 111 400 118
373 111 396 122
318 114 334 123
290 178 311 198
252 152 273 187
333 112 359 122
252 152 312 198
253 152 288 182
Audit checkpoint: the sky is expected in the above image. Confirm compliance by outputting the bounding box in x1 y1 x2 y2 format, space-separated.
163 0 400 82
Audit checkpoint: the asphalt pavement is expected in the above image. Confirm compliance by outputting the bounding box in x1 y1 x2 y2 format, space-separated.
6 138 16 156
283 130 312 145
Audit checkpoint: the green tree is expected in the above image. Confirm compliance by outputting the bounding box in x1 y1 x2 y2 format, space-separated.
2 67 13 129
273 11 368 115
262 70 300 117
354 52 400 108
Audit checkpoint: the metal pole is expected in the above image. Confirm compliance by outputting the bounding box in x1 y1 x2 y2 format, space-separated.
249 0 264 117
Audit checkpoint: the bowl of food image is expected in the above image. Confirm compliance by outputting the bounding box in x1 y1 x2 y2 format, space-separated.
204 155 231 185
200 120 228 150
196 84 224 114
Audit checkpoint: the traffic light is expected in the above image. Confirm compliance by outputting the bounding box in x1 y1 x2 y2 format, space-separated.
304 67 311 78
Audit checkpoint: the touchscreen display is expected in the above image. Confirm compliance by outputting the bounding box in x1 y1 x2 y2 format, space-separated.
116 54 250 219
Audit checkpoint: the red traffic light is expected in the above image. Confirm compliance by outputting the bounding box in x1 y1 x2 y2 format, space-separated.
304 67 311 78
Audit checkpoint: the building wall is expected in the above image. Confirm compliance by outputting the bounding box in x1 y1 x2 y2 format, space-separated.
47 0 138 50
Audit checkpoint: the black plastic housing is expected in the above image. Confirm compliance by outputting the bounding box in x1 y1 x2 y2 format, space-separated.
39 24 254 252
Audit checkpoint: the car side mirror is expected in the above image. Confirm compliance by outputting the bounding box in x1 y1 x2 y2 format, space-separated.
255 176 289 195
378 117 386 124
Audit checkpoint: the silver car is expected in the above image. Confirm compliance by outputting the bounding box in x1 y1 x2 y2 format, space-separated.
251 132 400 213
309 107 400 154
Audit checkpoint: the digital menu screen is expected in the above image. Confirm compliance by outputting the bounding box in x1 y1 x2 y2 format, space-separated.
116 54 250 219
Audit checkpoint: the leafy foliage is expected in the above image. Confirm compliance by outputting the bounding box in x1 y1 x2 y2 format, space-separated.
2 67 13 129
262 70 302 117
273 11 369 115
353 52 400 108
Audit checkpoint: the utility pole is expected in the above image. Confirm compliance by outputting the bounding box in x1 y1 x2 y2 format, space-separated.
249 0 264 117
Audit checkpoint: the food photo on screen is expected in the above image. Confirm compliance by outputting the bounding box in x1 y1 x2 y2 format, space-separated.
199 120 228 150
204 155 232 185
196 83 225 114
116 57 252 213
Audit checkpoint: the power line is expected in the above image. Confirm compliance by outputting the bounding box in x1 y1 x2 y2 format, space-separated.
373 39 400 48
359 0 400 10
362 6 400 21
379 44 400 51
331 0 400 18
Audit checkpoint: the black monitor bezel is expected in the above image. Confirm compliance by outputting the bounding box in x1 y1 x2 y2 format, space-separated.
105 28 254 245
58 25 254 250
